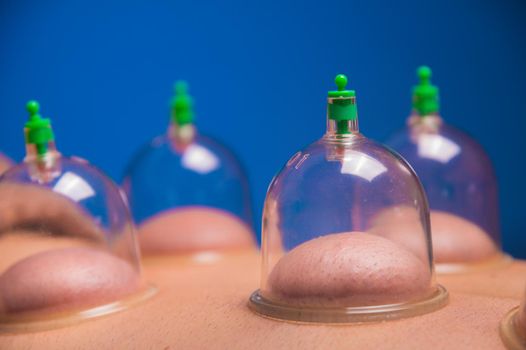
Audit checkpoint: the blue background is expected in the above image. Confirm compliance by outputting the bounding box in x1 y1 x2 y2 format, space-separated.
1 0 525 257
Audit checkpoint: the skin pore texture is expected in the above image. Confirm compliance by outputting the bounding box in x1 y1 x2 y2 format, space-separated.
368 207 498 264
0 247 140 315
0 184 141 316
0 249 522 349
267 232 432 307
138 206 255 255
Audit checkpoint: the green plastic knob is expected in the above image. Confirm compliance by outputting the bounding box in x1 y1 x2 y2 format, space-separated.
412 65 440 116
418 66 432 81
170 80 194 126
327 74 357 124
328 74 355 98
24 100 54 156
335 74 347 90
26 100 40 116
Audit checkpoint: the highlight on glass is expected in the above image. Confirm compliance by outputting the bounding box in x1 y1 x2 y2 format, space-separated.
386 66 506 273
0 101 154 331
123 81 255 256
248 74 448 323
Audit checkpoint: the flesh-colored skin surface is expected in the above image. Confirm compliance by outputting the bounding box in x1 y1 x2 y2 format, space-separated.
0 155 12 174
369 207 498 264
138 207 256 255
437 260 525 299
430 211 498 263
515 299 526 338
0 232 92 273
0 251 521 350
0 183 103 241
367 206 427 261
267 232 432 307
0 247 140 315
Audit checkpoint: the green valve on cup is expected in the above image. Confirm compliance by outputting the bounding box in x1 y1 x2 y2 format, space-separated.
412 66 440 116
25 100 54 156
327 74 357 134
170 81 194 126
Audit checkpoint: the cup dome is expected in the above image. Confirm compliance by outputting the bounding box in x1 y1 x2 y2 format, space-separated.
123 82 255 255
385 67 505 272
249 74 448 323
0 101 150 331
500 289 526 349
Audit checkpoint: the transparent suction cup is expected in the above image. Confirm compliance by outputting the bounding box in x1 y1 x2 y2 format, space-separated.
0 101 153 332
249 75 448 324
123 82 255 255
385 66 506 273
500 290 526 349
